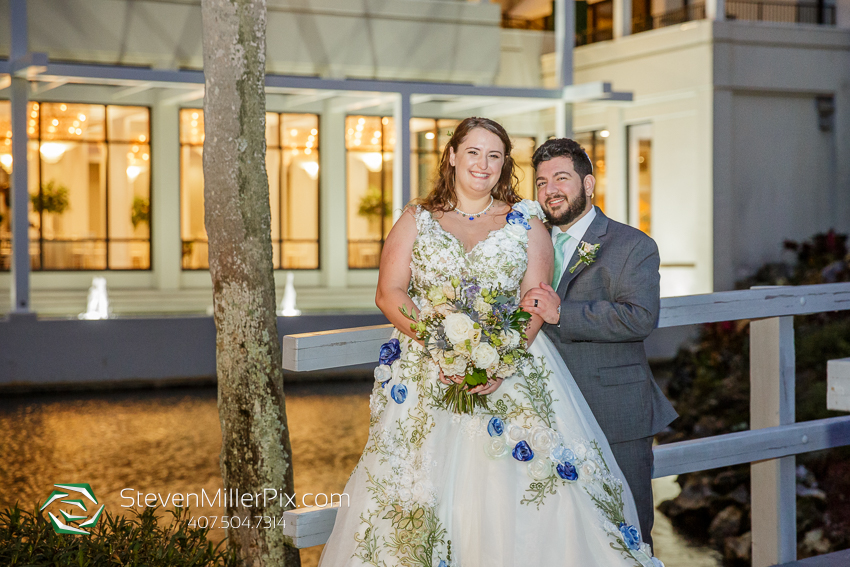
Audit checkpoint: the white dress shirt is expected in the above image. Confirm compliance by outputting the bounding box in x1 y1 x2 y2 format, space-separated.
551 206 597 286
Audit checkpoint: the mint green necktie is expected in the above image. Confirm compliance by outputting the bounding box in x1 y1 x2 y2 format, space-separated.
552 232 572 289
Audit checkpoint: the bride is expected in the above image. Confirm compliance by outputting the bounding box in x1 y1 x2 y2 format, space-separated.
318 117 663 567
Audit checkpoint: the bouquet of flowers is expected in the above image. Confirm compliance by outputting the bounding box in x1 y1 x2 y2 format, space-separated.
401 277 533 414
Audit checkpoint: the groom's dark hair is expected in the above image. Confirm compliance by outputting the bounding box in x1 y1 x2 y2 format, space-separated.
532 138 593 181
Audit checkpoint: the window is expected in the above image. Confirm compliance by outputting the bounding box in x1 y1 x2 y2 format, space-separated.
180 110 320 270
346 116 394 269
411 118 536 201
627 124 652 235
0 101 151 271
574 130 607 211
348 116 538 269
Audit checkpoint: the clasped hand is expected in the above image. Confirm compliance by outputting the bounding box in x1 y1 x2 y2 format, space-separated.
438 370 504 395
519 282 561 325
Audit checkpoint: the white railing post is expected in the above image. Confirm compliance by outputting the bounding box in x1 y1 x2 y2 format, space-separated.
706 0 727 21
750 316 796 567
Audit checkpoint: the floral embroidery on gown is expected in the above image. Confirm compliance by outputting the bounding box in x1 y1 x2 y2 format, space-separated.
318 200 663 567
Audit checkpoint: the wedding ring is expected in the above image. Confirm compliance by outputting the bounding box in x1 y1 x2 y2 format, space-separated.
534 299 538 307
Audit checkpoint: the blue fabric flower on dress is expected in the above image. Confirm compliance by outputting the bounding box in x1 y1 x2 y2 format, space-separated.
379 338 401 365
505 210 531 230
551 446 576 463
390 384 407 404
555 461 578 481
487 417 504 437
511 440 534 462
619 522 641 550
438 561 448 567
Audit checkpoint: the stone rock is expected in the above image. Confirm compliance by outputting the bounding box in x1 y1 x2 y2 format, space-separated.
724 531 752 563
709 505 743 541
801 528 832 556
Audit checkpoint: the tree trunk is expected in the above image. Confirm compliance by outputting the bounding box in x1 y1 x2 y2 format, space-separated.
200 1 300 565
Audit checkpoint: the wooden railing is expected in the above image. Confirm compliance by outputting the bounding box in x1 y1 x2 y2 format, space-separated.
281 283 850 567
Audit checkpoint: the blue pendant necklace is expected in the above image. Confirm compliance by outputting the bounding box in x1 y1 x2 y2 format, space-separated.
453 196 494 221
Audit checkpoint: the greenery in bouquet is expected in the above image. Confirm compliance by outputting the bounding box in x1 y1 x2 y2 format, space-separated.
400 276 532 414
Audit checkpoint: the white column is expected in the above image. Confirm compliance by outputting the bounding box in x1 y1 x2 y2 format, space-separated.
151 93 181 290
554 0 575 88
319 100 347 288
750 315 796 567
393 92 411 218
706 0 727 21
838 0 850 28
613 0 632 39
9 0 31 314
555 103 573 139
603 107 627 223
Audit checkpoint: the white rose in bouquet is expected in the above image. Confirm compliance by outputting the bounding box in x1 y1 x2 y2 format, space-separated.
440 351 469 376
443 312 475 345
473 297 492 315
442 283 456 300
500 329 521 348
495 364 516 379
435 303 453 317
471 343 499 370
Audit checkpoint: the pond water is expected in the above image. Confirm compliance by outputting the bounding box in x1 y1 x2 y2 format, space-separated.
0 382 721 566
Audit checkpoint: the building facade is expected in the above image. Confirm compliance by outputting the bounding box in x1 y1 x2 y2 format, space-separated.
1 0 848 315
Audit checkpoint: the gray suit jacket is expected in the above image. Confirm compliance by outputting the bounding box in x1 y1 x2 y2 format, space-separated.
542 207 678 444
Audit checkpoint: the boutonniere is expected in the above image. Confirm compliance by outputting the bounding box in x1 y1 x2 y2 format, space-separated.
569 241 601 273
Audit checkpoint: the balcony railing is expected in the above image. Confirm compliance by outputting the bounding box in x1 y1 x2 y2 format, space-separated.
725 0 836 24
508 0 836 47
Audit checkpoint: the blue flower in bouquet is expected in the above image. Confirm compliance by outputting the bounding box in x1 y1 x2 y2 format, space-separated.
487 417 504 437
505 210 531 230
390 384 407 404
618 522 641 550
438 561 448 567
555 461 578 481
379 338 401 366
511 440 534 462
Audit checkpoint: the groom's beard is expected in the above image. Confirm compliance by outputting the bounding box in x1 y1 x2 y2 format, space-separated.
542 189 587 227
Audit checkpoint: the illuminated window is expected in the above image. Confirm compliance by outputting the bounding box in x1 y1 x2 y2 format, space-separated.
628 124 652 235
411 118 536 201
179 110 320 270
346 115 394 269
348 116 538 269
574 130 607 211
0 101 151 271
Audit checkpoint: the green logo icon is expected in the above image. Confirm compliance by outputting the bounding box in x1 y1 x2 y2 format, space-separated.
39 483 104 535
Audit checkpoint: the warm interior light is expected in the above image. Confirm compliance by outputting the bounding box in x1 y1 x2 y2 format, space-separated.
311 129 318 136
300 161 319 179
126 165 142 181
425 132 435 140
600 130 610 138
0 154 12 171
39 142 67 163
290 129 298 137
60 104 67 111
359 152 383 173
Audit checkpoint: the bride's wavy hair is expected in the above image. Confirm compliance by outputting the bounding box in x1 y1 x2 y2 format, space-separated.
416 117 521 213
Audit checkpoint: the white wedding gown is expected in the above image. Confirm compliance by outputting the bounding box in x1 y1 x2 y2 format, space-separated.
319 201 661 567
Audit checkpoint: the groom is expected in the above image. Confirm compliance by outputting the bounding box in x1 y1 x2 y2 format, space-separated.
520 138 677 548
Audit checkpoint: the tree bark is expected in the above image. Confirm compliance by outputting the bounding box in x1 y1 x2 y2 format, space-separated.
200 1 300 565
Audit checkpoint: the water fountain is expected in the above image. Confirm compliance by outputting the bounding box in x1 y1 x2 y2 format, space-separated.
78 277 111 320
278 272 301 316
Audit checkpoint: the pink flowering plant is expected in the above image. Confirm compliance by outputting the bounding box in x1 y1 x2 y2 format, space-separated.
400 276 532 414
